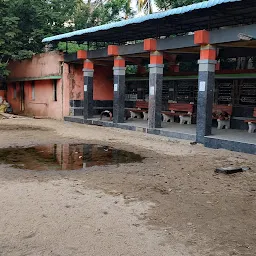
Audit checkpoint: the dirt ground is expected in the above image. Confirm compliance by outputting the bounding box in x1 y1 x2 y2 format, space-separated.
0 117 255 256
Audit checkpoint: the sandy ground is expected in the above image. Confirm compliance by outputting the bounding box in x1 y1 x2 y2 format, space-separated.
0 118 255 256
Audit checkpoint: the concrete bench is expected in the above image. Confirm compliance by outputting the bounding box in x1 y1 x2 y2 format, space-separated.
212 105 232 129
162 103 194 124
127 101 148 120
244 108 256 133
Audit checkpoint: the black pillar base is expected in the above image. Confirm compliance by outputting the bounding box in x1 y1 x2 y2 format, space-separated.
196 59 216 143
83 69 94 120
113 67 126 123
148 64 164 129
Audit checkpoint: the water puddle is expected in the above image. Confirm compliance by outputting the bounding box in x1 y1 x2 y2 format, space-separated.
0 144 143 171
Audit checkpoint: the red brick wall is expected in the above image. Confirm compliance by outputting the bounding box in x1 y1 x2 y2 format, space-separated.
6 52 70 120
68 64 114 101
94 66 113 100
0 90 6 100
7 79 68 119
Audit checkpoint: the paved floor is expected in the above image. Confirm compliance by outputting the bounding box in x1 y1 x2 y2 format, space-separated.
70 116 256 145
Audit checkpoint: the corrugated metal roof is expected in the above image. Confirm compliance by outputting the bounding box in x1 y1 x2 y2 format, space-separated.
42 0 241 43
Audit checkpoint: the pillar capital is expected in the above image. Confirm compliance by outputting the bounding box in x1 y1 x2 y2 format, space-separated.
144 38 157 51
114 56 125 67
83 59 94 70
199 44 217 61
150 51 163 65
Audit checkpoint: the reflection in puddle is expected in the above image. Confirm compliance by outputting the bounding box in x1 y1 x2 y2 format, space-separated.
0 144 143 171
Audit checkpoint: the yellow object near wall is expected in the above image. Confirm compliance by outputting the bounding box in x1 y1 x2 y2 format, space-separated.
0 104 7 113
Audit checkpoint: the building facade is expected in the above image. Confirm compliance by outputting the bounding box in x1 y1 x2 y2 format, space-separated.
4 51 114 120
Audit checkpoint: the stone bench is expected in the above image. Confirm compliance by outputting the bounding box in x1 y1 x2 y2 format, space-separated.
244 108 256 133
127 101 148 120
212 105 232 129
162 103 194 124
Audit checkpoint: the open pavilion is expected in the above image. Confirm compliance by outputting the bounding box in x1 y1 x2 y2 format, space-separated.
43 0 256 154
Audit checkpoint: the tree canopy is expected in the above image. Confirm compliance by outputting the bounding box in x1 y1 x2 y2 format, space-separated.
0 0 133 79
155 0 203 11
1 0 248 80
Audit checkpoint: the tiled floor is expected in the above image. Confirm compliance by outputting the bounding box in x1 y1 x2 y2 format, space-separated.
69 116 256 146
92 117 256 145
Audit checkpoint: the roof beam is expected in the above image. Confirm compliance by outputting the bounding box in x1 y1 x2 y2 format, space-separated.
83 24 256 60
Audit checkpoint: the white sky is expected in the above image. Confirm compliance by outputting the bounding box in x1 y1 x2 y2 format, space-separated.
85 0 159 16
130 0 159 16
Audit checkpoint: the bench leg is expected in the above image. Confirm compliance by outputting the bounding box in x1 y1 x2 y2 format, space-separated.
225 120 231 129
248 122 256 133
179 116 192 125
143 112 148 121
217 119 230 129
130 111 141 119
162 114 174 123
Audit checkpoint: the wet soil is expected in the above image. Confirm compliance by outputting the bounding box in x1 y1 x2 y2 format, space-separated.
0 118 255 256
0 144 143 170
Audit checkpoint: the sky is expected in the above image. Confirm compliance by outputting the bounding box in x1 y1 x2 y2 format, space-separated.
88 0 159 16
130 0 159 16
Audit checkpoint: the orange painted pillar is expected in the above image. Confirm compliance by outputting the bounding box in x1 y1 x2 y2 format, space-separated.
83 58 94 119
144 38 164 128
194 30 217 142
108 45 126 123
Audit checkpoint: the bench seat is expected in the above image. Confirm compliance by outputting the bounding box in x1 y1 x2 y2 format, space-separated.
161 111 191 117
162 103 194 124
212 105 232 129
128 101 148 120
127 108 146 113
244 108 256 133
244 119 256 123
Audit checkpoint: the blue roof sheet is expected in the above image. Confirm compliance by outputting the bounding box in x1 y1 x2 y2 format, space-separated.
42 0 241 43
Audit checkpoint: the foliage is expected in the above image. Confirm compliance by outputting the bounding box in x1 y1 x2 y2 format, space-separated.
126 65 137 74
0 0 133 79
57 42 87 53
155 0 203 11
0 0 21 79
74 0 133 29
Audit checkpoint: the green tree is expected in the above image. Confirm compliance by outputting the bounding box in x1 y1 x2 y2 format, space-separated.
0 0 21 79
74 0 133 29
155 0 203 11
0 0 134 78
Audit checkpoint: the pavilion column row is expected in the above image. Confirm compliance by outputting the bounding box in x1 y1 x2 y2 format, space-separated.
82 30 217 143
